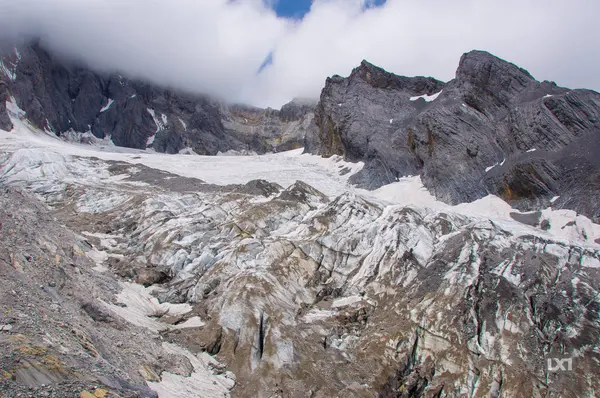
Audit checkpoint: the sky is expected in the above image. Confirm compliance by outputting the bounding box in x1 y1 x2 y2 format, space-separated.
273 0 313 19
1 0 599 108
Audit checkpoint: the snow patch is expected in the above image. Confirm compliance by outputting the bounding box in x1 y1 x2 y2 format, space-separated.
101 282 193 333
485 163 498 173
540 208 600 243
331 295 363 308
580 255 600 268
171 316 206 329
364 176 442 210
6 97 26 118
178 117 187 131
146 134 156 147
0 61 16 81
146 342 234 398
0 112 365 197
303 308 335 322
147 108 166 132
410 90 442 102
485 158 506 173
99 98 114 113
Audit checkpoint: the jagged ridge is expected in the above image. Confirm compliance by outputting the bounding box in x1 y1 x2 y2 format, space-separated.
306 50 600 220
0 42 315 155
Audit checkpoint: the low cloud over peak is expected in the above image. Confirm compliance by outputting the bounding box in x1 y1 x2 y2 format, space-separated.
1 0 599 108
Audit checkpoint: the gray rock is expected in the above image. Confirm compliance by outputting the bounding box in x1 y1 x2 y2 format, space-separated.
81 302 115 323
509 211 542 226
240 180 283 197
0 81 12 131
277 180 329 206
541 219 552 231
134 268 168 287
221 99 316 154
279 97 317 122
307 51 600 219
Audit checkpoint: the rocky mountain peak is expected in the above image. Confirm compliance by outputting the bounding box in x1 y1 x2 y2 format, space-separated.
279 97 317 122
306 50 600 220
348 59 445 94
455 50 537 94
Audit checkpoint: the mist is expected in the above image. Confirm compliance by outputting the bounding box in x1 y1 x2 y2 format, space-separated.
1 0 599 108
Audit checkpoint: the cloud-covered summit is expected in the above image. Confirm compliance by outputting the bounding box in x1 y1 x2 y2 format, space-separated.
1 0 599 108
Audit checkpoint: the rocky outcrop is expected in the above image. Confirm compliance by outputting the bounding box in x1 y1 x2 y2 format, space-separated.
308 60 444 160
221 98 316 154
0 41 315 155
0 81 12 131
307 51 600 220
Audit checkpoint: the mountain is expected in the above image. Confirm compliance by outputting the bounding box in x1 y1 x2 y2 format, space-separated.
221 99 315 154
0 41 315 155
1 41 600 398
4 42 600 222
306 51 600 221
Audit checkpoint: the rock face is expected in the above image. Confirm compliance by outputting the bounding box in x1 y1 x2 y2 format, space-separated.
307 51 600 220
0 81 12 131
0 41 314 155
221 98 316 154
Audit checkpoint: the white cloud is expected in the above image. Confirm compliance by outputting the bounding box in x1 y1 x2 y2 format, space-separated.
1 0 599 108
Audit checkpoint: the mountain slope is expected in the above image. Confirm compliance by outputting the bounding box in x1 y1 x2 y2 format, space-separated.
0 42 314 155
306 51 600 220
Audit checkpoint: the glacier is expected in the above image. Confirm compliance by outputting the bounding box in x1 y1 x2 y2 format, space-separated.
1 102 599 397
